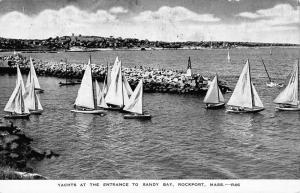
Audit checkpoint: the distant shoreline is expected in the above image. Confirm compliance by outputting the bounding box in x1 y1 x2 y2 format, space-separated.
0 45 299 53
1 35 299 53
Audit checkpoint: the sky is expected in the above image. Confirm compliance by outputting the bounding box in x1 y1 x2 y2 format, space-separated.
0 0 299 43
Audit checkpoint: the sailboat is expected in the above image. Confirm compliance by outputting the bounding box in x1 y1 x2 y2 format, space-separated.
105 57 131 110
16 64 26 93
261 58 284 88
4 77 30 119
59 59 81 86
227 50 231 63
26 57 44 93
226 59 265 113
71 57 105 114
95 80 109 109
24 80 43 115
123 79 151 119
204 75 225 109
274 59 300 111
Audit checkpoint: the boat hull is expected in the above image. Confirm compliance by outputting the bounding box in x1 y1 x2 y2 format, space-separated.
35 88 44 93
59 82 81 86
30 110 43 115
4 113 30 119
266 82 284 88
70 109 105 114
276 106 300 111
226 107 265 113
205 103 225 109
124 113 152 119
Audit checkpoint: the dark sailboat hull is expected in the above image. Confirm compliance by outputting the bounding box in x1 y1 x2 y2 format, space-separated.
70 109 106 115
205 103 225 109
226 107 265 113
59 81 81 86
4 113 30 119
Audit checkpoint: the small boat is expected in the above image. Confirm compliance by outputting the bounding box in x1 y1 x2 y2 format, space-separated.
227 50 231 63
58 59 81 86
105 57 131 110
71 56 105 115
59 81 81 86
204 74 225 109
4 78 30 119
274 59 300 111
26 57 44 93
123 79 152 119
24 79 43 115
226 59 265 113
261 58 284 88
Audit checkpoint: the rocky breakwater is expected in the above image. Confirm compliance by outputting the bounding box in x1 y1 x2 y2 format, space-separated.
0 54 232 94
0 119 59 179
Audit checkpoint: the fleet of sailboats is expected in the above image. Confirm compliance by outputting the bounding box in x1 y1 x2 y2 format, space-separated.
3 54 300 120
274 59 300 111
4 65 30 119
226 59 265 113
204 75 225 109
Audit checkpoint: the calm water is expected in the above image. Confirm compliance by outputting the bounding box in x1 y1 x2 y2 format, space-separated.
0 48 300 179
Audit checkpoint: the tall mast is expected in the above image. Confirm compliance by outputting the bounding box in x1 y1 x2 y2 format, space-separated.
121 61 124 107
90 54 96 109
20 86 24 113
261 58 272 82
216 74 220 102
65 58 68 84
248 59 255 108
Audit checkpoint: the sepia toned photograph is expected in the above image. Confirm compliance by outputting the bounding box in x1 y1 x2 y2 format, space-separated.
0 0 300 183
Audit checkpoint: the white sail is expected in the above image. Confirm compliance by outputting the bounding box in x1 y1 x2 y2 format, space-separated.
123 74 133 96
252 83 264 108
24 81 43 111
74 59 95 109
204 76 224 104
227 60 253 108
103 64 111 96
123 81 130 107
4 81 29 114
110 56 120 80
96 80 108 108
273 61 299 105
105 61 124 107
26 57 41 89
16 65 26 93
227 50 231 62
124 79 143 114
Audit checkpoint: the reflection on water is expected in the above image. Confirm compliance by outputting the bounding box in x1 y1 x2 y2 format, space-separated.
0 48 300 179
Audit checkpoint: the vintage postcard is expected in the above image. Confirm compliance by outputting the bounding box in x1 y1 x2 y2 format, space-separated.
0 0 299 192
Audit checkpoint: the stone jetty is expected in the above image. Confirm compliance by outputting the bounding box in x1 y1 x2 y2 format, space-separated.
0 54 232 94
0 119 59 179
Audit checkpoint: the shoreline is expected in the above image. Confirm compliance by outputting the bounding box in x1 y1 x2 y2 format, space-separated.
0 119 59 180
1 45 300 53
